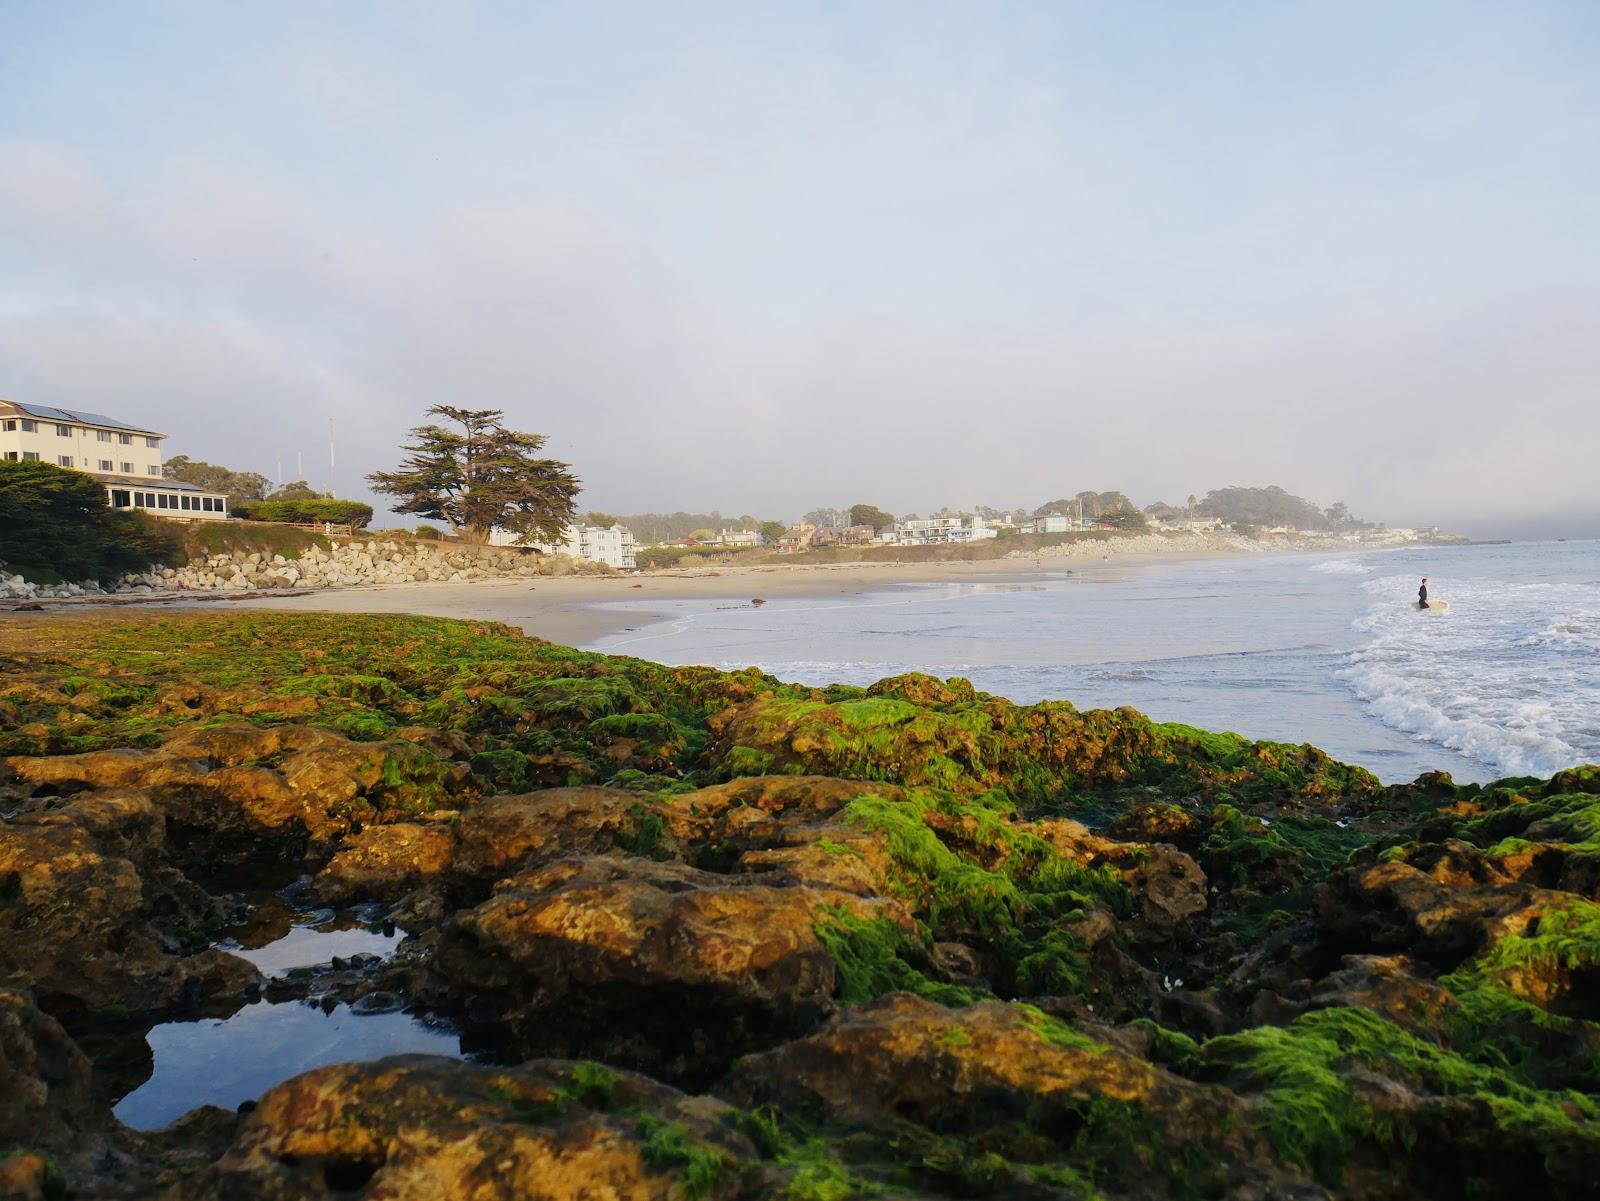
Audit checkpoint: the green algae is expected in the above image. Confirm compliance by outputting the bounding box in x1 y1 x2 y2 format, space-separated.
834 790 1130 999
812 907 982 1007
635 1116 737 1200
9 612 1600 1200
1202 1005 1599 1187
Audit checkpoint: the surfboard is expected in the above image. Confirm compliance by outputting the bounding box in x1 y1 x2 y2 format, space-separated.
1419 599 1450 613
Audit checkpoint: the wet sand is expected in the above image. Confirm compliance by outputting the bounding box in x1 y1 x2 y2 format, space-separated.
228 551 1230 648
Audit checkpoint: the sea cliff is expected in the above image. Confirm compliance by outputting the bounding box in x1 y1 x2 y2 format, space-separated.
1 613 1596 1199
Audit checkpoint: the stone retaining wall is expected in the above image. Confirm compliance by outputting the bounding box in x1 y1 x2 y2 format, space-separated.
0 539 610 600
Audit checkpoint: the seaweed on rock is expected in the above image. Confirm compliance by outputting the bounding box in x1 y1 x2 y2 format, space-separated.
1 612 1598 1200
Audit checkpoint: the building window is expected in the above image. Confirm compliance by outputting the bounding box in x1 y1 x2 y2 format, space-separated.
119 433 131 445
97 430 111 442
110 490 131 508
22 451 39 461
145 436 159 448
20 419 36 432
147 465 160 476
1 419 13 431
3 451 15 461
99 459 113 471
56 424 71 436
58 455 73 467
121 461 133 473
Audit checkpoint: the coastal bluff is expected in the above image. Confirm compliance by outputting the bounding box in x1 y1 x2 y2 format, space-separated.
1 612 1597 1199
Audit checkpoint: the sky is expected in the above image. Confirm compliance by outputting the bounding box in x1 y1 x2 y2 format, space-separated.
1 1 1596 537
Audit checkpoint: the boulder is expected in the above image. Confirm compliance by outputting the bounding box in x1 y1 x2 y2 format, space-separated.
720 992 1290 1197
164 1056 769 1201
423 853 916 1082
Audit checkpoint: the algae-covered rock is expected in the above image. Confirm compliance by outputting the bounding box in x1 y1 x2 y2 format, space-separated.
720 992 1293 1198
2 613 1598 1199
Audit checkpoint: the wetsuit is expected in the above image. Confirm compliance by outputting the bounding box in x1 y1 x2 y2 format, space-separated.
1418 583 1428 609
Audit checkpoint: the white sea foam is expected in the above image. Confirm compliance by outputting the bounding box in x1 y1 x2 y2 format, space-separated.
1340 568 1600 778
1517 611 1600 654
1310 559 1373 575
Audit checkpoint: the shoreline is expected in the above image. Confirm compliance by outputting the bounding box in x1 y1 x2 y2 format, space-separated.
220 544 1285 647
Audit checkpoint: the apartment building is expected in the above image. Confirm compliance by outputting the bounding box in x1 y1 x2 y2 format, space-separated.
0 400 229 521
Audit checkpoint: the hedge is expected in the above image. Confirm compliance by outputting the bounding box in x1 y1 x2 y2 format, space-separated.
231 499 374 528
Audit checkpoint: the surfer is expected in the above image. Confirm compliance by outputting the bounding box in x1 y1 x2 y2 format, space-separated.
1418 578 1429 609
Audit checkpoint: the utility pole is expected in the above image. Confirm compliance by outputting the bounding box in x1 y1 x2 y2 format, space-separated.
328 418 336 498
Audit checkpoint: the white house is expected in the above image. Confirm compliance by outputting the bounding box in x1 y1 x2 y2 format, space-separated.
0 399 229 521
893 514 998 545
710 528 762 548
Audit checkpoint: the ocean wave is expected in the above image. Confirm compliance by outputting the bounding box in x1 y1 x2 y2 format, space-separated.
1343 567 1600 777
1340 657 1584 777
1516 611 1600 654
1311 559 1373 575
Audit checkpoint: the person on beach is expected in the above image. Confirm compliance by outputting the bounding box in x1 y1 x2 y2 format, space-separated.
1418 578 1429 609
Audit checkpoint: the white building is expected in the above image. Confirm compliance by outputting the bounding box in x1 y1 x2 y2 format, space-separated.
492 521 637 569
893 514 998 545
710 528 762 548
0 399 229 521
578 524 637 569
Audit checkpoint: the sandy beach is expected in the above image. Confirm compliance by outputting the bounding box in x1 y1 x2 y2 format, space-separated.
227 549 1233 647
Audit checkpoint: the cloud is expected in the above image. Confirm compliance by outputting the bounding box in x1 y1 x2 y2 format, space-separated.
0 0 1596 550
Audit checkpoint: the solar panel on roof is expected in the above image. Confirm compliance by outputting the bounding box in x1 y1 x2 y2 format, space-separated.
11 401 163 436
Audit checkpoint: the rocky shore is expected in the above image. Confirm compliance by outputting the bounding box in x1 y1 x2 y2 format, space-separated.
2 612 1597 1199
0 539 609 602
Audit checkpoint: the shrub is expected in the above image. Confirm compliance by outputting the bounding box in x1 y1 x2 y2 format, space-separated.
0 461 177 581
414 525 443 540
231 498 374 528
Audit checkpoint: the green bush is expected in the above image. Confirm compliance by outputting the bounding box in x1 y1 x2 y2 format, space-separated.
0 461 178 582
413 525 443 540
231 498 374 528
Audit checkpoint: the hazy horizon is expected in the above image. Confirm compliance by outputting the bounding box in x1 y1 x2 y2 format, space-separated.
3 3 1597 539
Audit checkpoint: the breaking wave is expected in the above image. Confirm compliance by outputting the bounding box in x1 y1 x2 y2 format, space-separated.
1340 571 1600 778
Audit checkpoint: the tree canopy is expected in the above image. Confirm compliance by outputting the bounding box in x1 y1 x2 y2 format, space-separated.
1097 502 1149 531
163 456 272 508
266 480 325 501
0 461 174 581
1195 485 1367 532
367 406 581 544
758 520 787 544
848 503 896 531
802 507 845 529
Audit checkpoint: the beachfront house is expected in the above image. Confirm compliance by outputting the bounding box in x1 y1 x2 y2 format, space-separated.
0 399 229 521
1027 513 1073 535
711 528 763 548
775 523 816 554
893 514 998 545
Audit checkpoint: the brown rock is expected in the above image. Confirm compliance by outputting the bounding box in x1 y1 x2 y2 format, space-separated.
0 799 183 1016
312 822 457 904
0 990 96 1158
165 1056 768 1201
451 788 638 884
424 854 915 1083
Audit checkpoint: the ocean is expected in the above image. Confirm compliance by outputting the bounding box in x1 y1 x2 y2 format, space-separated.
587 541 1600 785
